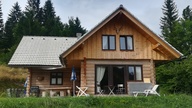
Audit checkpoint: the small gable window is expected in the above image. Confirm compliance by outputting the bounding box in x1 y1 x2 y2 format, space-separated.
50 72 63 85
120 35 133 50
102 35 116 50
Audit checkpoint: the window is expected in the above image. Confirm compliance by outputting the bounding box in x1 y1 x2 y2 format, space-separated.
120 35 133 50
102 35 115 50
50 72 63 85
128 66 142 81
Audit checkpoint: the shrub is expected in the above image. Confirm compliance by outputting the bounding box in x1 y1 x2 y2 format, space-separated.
156 55 192 94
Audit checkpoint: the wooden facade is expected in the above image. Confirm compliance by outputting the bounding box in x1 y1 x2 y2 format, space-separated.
59 6 182 95
27 68 80 96
66 14 170 61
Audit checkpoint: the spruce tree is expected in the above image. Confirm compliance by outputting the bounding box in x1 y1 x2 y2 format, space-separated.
64 17 87 37
160 0 178 42
25 0 40 18
4 2 23 51
43 0 55 21
23 0 42 35
182 6 192 20
42 0 62 36
0 0 4 50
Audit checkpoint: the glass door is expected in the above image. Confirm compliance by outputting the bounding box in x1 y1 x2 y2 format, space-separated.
113 66 125 93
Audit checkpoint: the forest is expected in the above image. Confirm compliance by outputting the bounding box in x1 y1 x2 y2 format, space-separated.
0 0 192 94
0 0 87 64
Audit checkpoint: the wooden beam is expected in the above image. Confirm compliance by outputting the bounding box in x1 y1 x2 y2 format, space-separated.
152 43 161 50
84 57 87 85
153 44 174 60
150 59 155 85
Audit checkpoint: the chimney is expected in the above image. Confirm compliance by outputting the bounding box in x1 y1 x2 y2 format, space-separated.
76 33 82 39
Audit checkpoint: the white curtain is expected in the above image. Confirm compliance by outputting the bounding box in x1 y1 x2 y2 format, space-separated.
136 66 142 80
96 66 105 92
103 36 108 49
127 37 133 50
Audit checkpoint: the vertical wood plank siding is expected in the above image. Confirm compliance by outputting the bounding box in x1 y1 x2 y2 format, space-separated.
66 16 170 61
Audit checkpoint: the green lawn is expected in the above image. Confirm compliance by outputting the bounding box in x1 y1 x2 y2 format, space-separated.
0 94 192 108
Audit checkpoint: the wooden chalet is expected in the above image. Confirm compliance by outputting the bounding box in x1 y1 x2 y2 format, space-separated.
8 5 182 96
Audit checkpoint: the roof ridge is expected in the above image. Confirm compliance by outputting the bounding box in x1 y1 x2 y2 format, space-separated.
23 36 78 38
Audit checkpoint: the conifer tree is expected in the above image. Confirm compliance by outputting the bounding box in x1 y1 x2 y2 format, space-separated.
23 0 42 35
64 17 87 37
182 6 192 20
25 0 40 18
160 0 178 42
42 0 64 36
0 0 4 50
4 2 23 51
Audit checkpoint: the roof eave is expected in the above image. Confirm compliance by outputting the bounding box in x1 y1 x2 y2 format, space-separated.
8 64 63 68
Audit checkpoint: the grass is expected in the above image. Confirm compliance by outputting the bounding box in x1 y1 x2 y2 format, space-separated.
0 65 28 95
0 94 192 108
0 65 28 80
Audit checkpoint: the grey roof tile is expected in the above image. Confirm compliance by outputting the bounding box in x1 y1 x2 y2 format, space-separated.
8 36 77 67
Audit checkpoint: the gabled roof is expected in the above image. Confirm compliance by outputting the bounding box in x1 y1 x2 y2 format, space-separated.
8 36 77 67
60 5 183 60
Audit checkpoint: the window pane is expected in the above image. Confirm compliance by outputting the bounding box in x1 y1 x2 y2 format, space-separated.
51 73 56 77
102 36 108 49
57 78 62 84
57 73 62 77
51 78 56 84
128 66 134 80
109 36 115 50
120 37 126 50
136 66 142 80
127 37 133 50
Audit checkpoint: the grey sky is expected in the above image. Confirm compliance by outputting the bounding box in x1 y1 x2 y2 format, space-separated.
2 0 192 35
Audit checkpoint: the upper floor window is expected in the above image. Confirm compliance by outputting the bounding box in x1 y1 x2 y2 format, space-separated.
120 35 133 50
102 35 116 50
50 72 63 85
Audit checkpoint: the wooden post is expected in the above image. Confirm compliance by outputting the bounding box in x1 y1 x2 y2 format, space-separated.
84 57 87 85
150 59 155 85
26 68 31 97
73 81 75 96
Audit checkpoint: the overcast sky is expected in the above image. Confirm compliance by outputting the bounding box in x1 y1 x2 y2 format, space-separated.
2 0 192 35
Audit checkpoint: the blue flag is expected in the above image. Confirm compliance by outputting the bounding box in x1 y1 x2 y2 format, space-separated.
71 66 77 81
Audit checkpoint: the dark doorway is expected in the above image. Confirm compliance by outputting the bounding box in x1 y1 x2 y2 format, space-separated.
100 67 108 89
113 66 124 93
96 65 126 94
